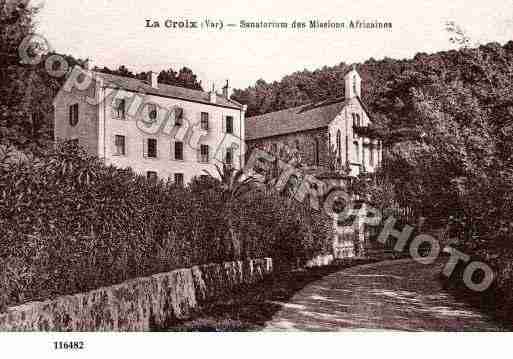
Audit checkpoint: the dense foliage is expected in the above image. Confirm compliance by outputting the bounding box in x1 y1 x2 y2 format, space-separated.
234 30 513 247
94 65 203 91
233 27 513 305
0 142 331 310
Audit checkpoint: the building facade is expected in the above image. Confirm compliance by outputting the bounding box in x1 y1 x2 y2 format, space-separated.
54 70 246 184
245 68 382 258
245 68 382 177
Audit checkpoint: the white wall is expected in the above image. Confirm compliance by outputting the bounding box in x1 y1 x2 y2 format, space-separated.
100 88 245 184
328 97 381 177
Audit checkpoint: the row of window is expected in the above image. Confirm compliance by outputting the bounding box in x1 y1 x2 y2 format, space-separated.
114 136 234 164
146 171 184 186
111 101 234 133
68 102 235 134
146 172 212 186
352 141 379 167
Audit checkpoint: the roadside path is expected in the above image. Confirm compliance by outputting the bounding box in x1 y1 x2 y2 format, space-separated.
264 259 505 331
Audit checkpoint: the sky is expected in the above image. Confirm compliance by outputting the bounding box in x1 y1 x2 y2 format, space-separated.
34 0 513 90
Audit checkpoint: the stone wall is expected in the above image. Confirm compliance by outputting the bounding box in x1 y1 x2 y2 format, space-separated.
0 258 272 331
246 128 330 168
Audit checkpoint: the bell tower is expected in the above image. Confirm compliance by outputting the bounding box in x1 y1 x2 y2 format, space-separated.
344 65 361 99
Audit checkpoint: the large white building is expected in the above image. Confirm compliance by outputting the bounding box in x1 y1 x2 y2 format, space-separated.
53 69 246 184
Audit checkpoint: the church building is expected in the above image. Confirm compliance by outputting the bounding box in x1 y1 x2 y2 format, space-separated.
245 67 382 177
245 67 382 259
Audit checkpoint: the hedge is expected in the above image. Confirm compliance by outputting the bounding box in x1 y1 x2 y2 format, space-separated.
0 142 332 310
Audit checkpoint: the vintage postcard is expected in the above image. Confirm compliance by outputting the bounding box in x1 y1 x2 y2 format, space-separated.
0 0 512 357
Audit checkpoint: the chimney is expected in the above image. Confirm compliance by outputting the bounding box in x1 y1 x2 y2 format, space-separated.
148 71 158 89
222 79 231 98
209 83 217 104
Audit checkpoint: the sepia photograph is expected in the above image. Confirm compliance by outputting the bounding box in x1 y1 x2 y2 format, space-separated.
0 0 512 356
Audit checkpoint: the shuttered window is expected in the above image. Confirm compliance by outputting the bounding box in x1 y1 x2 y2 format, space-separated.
201 112 209 130
225 147 233 165
114 99 126 119
115 135 126 155
147 138 157 158
69 104 79 126
226 116 233 134
174 173 184 186
199 144 209 163
174 141 183 160
175 107 183 126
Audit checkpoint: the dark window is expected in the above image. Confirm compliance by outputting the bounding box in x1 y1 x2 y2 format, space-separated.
174 141 183 160
174 173 184 186
147 138 157 158
115 99 126 119
354 141 359 162
314 139 319 166
201 112 209 130
336 130 341 159
370 144 375 166
148 104 157 120
69 103 79 126
377 141 381 165
225 147 233 165
147 171 157 182
226 116 233 134
115 135 126 155
175 107 183 126
200 144 209 163
352 113 357 138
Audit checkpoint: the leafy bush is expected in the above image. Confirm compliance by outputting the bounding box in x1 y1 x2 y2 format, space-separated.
0 142 331 310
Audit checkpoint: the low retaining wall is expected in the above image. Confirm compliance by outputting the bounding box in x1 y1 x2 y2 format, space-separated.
0 258 273 331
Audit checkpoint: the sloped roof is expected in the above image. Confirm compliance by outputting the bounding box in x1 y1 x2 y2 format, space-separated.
246 97 350 140
94 72 243 110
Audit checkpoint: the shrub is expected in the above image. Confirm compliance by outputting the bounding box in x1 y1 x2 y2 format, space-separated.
0 142 332 309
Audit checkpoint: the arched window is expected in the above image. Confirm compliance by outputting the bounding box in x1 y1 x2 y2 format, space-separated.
353 141 359 163
314 139 319 166
353 75 357 95
352 114 357 138
336 130 341 159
